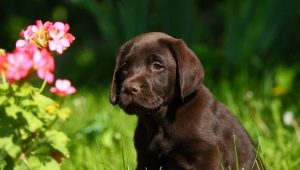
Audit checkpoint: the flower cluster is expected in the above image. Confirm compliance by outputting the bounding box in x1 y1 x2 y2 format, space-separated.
0 20 76 96
16 20 75 54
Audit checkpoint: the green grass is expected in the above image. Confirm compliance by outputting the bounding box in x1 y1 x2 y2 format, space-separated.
59 90 137 170
58 72 300 170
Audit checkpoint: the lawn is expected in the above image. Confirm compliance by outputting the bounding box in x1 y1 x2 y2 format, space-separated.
60 71 300 170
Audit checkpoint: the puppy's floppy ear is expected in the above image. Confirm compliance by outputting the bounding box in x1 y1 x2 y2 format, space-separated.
110 40 133 105
159 37 204 102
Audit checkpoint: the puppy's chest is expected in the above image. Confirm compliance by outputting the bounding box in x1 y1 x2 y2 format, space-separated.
147 125 197 157
148 126 172 156
147 126 205 169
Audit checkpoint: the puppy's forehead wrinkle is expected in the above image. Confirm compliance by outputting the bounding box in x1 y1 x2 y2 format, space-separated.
128 44 136 56
126 44 172 65
130 42 159 54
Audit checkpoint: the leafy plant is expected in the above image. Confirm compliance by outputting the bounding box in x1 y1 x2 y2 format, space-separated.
0 83 70 169
0 20 76 169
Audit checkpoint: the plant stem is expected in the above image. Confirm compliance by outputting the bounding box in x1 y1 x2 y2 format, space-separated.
1 71 7 84
121 141 126 170
292 121 300 143
233 134 239 170
38 78 48 93
217 145 225 170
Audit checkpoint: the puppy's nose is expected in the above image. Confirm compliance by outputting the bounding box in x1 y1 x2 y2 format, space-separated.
124 82 141 94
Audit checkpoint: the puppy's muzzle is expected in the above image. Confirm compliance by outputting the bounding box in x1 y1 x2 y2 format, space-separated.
123 81 142 95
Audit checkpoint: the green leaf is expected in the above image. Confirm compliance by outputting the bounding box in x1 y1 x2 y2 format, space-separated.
0 161 6 170
33 92 60 115
32 92 58 121
10 84 18 93
21 110 43 132
5 105 22 119
5 104 43 132
57 107 71 121
14 156 60 170
0 96 7 106
32 145 50 155
35 109 56 123
33 92 55 109
45 130 69 156
0 84 9 91
14 84 33 97
7 96 15 105
0 135 21 158
20 99 37 107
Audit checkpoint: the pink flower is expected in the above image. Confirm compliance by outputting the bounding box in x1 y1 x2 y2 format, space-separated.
16 43 39 56
48 38 71 54
20 25 36 40
2 20 76 84
50 79 76 96
33 48 55 83
18 20 75 54
15 35 55 83
0 49 7 72
21 20 53 39
65 33 75 43
48 22 75 54
20 20 53 49
16 39 27 48
5 50 33 83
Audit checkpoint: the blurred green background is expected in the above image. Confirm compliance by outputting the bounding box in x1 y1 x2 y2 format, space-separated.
1 0 299 86
1 0 300 169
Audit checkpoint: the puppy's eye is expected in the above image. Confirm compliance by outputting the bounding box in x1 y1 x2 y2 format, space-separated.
152 62 164 71
119 63 128 72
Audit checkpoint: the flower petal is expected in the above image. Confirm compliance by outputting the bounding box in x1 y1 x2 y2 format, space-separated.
16 39 27 48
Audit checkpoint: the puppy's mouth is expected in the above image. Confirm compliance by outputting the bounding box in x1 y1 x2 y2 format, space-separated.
118 93 163 115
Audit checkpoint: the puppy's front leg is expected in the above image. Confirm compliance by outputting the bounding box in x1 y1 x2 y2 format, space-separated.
134 121 161 170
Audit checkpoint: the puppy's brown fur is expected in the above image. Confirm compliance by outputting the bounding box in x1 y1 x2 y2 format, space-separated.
110 32 264 170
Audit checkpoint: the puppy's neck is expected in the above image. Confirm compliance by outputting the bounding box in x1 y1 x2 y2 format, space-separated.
141 105 169 124
139 84 209 125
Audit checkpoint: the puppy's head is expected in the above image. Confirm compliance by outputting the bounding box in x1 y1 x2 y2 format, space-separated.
110 32 204 115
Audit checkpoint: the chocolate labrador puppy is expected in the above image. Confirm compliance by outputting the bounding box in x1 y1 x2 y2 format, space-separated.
110 32 264 170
